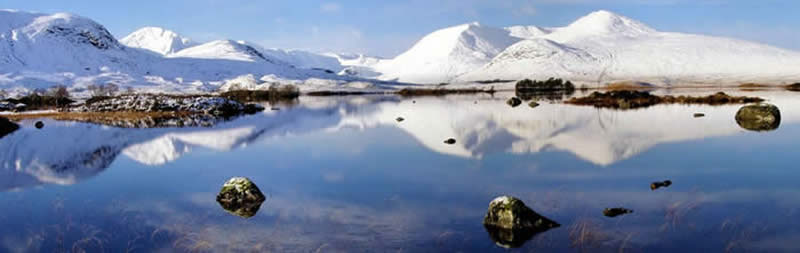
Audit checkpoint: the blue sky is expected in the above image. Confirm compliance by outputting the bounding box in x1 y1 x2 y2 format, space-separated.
5 0 800 57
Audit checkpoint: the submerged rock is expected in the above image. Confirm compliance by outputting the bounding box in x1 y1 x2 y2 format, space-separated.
650 180 673 191
0 117 19 139
506 97 522 107
483 196 560 248
216 177 267 218
603 208 633 218
444 138 456 145
35 121 44 129
735 103 781 132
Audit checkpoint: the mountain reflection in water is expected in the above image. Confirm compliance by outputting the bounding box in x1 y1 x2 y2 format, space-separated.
0 90 799 252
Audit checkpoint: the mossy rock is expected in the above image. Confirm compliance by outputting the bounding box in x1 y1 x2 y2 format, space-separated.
0 117 19 139
528 101 540 108
735 103 781 132
216 177 266 218
506 97 522 108
483 196 560 248
483 196 559 230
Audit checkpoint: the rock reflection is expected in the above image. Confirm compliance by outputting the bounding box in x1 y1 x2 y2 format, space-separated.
0 117 19 138
735 103 781 132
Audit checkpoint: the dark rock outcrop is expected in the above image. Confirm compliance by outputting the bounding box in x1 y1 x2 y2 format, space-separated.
566 91 764 110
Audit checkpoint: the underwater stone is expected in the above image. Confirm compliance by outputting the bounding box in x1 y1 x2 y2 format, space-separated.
216 177 266 218
735 103 781 132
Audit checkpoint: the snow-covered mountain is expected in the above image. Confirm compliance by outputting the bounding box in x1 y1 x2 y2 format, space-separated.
458 10 800 85
0 10 366 97
120 27 196 55
372 22 521 84
121 27 344 72
355 10 800 85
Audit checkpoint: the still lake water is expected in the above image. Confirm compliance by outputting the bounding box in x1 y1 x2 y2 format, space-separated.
1 90 799 252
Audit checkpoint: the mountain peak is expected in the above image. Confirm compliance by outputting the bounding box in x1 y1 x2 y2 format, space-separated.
564 10 655 36
121 26 195 55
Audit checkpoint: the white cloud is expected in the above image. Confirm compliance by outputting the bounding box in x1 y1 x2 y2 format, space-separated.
320 2 342 13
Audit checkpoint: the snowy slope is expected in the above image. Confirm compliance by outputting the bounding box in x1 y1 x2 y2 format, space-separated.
261 49 343 72
459 10 800 85
373 22 521 84
170 40 278 62
120 27 196 55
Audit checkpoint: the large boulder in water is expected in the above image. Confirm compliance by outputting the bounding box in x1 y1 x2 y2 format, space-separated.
216 177 267 218
735 103 781 132
506 97 522 107
0 117 19 139
483 196 560 248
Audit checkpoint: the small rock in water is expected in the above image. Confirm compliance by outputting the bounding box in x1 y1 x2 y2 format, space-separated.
444 138 456 145
216 177 267 218
271 107 280 111
506 97 522 107
650 180 673 191
483 196 560 248
243 104 265 114
34 121 44 129
735 103 781 131
529 101 540 108
694 113 705 118
603 208 633 218
396 117 405 122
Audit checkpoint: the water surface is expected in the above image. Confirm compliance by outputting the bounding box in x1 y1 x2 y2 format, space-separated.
1 90 799 252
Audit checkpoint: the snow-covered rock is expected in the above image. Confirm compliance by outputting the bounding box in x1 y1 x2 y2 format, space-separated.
69 94 259 115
